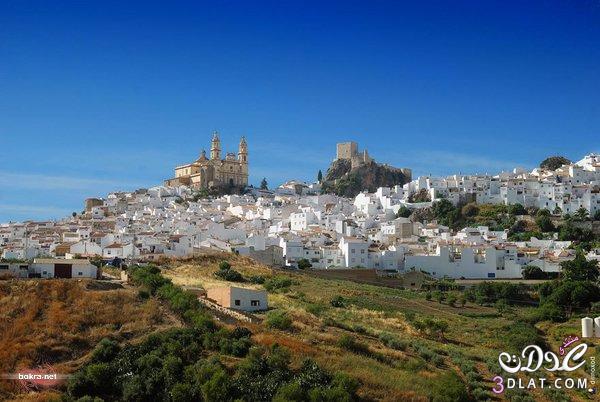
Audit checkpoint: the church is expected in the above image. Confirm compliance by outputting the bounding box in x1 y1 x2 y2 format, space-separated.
165 132 248 191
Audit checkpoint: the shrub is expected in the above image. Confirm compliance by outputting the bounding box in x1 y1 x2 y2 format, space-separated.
378 332 408 351
337 334 370 355
265 311 293 331
137 289 150 299
305 303 326 316
214 262 245 282
330 295 346 308
91 338 120 363
264 276 294 292
431 355 445 367
413 317 449 340
297 258 312 270
503 321 545 352
396 206 412 218
446 294 457 307
522 265 547 279
248 275 266 284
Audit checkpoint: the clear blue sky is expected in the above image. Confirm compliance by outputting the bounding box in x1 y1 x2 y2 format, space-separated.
1 0 599 222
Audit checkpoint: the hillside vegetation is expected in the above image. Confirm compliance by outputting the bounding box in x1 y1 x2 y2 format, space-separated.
162 253 599 402
0 279 179 400
2 254 598 401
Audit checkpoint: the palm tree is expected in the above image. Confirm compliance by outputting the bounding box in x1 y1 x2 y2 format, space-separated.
574 207 589 221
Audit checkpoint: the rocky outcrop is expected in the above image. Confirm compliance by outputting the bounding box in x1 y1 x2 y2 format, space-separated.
321 159 411 197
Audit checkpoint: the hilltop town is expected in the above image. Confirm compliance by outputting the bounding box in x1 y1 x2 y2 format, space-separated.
1 139 600 281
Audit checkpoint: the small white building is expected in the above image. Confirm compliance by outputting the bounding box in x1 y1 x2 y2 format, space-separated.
207 286 268 312
30 258 99 279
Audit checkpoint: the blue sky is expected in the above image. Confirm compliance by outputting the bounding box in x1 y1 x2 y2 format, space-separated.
1 0 599 222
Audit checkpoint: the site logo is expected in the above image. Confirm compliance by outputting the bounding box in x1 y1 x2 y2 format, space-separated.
492 336 596 395
1 364 69 391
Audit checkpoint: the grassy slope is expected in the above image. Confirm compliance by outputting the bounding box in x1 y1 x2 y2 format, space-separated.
0 279 181 401
163 253 597 402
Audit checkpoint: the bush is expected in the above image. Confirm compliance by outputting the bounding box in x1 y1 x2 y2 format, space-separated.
137 289 150 299
214 268 244 282
264 276 294 292
503 321 545 352
396 206 412 218
337 334 370 355
446 294 457 307
91 338 120 363
378 332 408 351
248 275 266 284
306 303 327 316
265 310 293 330
214 261 245 282
522 265 547 279
297 258 312 270
330 295 346 308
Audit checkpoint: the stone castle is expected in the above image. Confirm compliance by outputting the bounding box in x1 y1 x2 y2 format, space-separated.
165 132 248 191
335 141 373 168
334 140 412 179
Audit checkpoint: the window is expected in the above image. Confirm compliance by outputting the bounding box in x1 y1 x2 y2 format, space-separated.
78 272 83 276
43 271 47 275
361 249 365 254
351 248 355 253
0 265 8 270
251 300 260 306
234 299 241 306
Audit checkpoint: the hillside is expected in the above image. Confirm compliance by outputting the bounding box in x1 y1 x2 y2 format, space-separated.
2 255 597 401
162 253 597 402
321 159 410 197
0 279 180 401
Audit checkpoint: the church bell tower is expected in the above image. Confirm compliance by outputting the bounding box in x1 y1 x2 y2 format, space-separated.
238 136 248 164
210 131 221 160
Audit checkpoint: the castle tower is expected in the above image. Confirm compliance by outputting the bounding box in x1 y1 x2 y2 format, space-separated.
238 136 248 164
210 131 221 160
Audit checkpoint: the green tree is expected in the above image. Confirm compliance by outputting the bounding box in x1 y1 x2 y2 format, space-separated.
574 207 589 221
396 206 412 218
535 215 555 232
560 252 599 282
317 170 323 183
260 178 268 190
540 156 570 171
521 265 547 279
508 203 527 216
297 258 312 270
461 203 479 217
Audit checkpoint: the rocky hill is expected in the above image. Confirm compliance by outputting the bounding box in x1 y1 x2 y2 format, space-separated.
321 159 411 197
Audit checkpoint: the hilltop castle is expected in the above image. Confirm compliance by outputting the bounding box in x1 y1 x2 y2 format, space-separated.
165 132 248 191
335 141 373 168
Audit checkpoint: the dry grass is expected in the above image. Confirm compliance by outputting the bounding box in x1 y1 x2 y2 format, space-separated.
0 279 181 400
